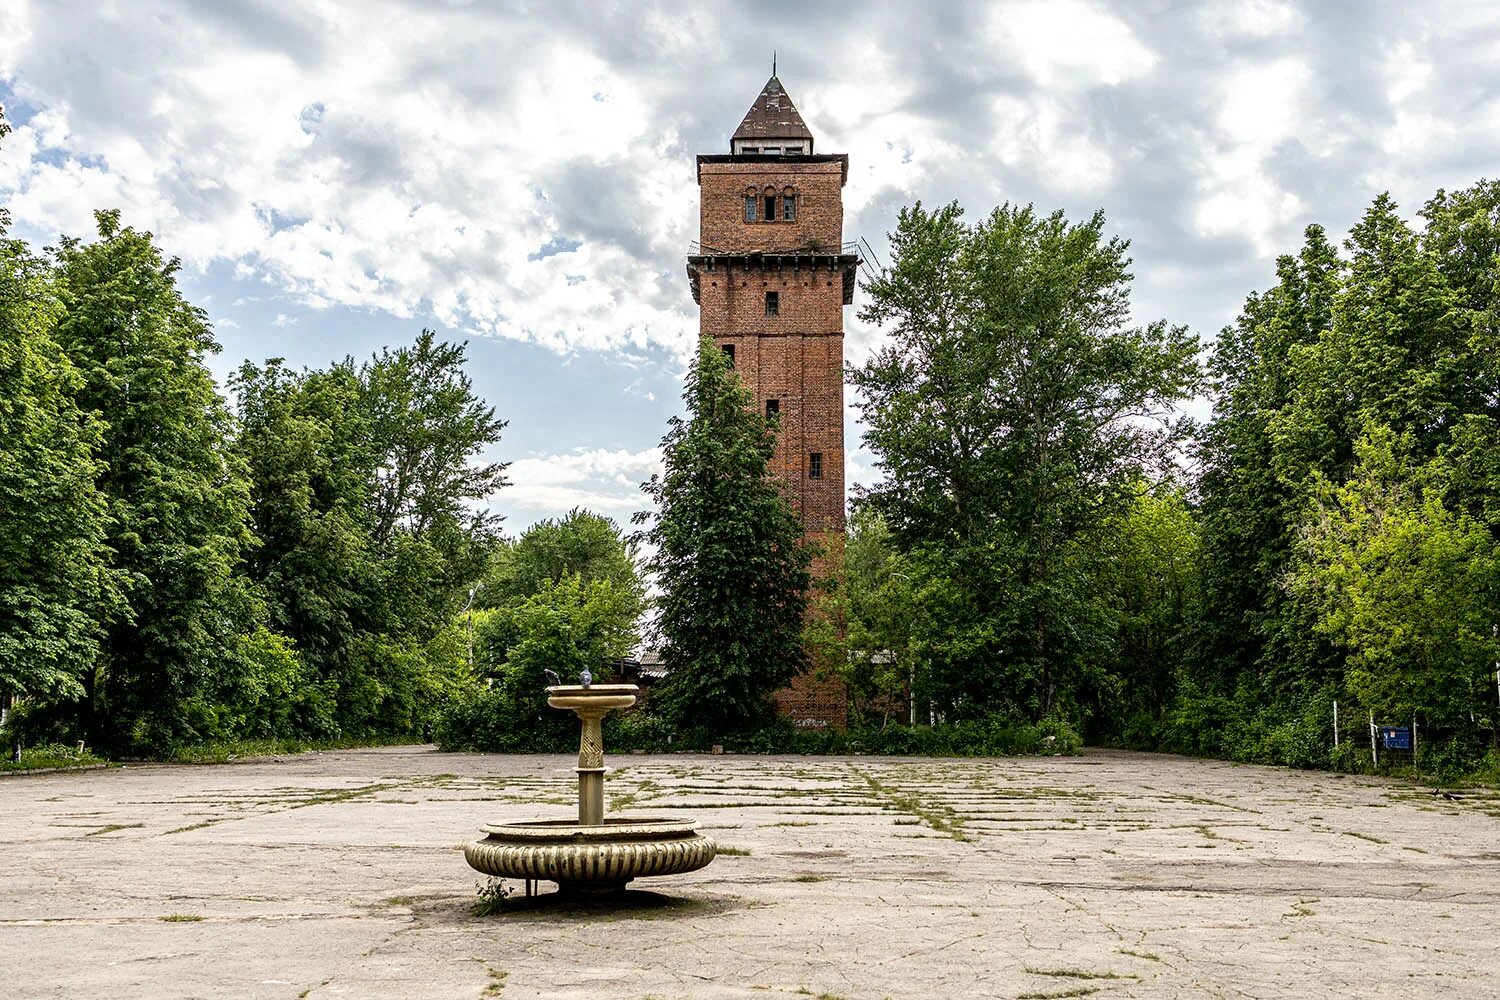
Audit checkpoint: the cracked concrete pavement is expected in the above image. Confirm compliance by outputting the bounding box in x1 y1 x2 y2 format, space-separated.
3 747 1499 999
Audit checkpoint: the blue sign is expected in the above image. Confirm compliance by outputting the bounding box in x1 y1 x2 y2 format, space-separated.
1379 726 1412 750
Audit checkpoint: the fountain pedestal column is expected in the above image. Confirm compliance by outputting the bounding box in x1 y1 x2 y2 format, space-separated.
575 706 607 826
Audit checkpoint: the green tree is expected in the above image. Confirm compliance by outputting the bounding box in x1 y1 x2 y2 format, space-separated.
0 199 114 758
1295 427 1499 732
851 201 1200 722
1196 225 1343 700
440 574 638 751
639 333 812 732
1097 482 1201 733
840 508 919 724
482 508 643 618
1191 185 1500 771
232 331 507 736
52 211 254 753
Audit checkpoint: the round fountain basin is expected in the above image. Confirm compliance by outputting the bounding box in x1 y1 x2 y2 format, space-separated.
545 683 638 714
464 815 716 894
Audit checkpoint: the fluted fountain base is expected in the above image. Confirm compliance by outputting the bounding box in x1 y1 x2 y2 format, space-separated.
464 817 716 895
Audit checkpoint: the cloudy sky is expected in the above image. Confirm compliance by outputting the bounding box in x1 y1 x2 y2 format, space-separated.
2 0 1497 532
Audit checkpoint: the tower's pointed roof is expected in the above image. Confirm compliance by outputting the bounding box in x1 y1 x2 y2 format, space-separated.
731 75 814 151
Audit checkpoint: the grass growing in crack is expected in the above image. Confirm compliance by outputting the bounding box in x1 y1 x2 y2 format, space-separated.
159 914 204 922
1342 831 1388 844
163 819 221 835
1117 948 1160 962
791 874 826 882
1025 968 1132 980
85 822 143 837
858 772 969 841
483 968 507 995
1018 989 1099 999
716 845 752 856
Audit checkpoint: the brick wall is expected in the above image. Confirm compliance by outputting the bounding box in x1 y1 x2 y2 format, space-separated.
698 159 844 253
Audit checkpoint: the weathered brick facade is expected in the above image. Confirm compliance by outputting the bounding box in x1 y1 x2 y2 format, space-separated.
687 76 855 729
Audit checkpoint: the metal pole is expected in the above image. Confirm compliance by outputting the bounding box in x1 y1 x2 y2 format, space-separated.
1370 711 1378 767
464 586 478 672
1333 700 1339 748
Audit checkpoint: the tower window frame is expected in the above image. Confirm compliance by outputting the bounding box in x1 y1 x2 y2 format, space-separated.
721 343 735 366
764 193 776 222
744 195 757 222
765 398 779 419
783 194 797 221
765 291 779 316
809 452 823 480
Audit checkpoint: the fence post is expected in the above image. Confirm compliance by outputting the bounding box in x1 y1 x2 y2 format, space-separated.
1369 711 1378 767
1333 700 1339 748
1412 713 1418 763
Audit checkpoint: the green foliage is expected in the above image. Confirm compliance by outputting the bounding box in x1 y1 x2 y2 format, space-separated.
850 200 1200 725
1091 483 1201 735
232 331 507 739
0 212 114 732
638 333 812 733
51 212 255 754
1189 182 1500 780
840 508 919 722
0 742 106 772
217 628 336 740
483 508 644 618
437 575 638 752
439 703 1079 758
1294 428 1499 730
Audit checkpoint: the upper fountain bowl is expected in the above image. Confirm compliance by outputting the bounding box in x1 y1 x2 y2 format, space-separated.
546 683 639 714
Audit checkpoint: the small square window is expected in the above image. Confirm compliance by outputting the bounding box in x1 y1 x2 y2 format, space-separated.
783 195 797 221
744 196 757 222
765 291 779 316
764 195 776 221
721 344 734 366
766 398 779 419
809 452 823 479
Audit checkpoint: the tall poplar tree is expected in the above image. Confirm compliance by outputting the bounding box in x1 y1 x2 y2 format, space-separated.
639 334 811 732
53 211 254 752
0 117 115 756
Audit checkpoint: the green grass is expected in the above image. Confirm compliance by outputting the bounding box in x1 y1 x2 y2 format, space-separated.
166 734 417 764
1017 989 1099 999
716 845 752 856
858 772 969 841
0 743 107 772
85 822 143 837
1342 831 1388 844
159 914 204 922
1024 968 1131 980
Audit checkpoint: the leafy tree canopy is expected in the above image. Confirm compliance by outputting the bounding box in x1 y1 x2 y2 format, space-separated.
638 334 812 732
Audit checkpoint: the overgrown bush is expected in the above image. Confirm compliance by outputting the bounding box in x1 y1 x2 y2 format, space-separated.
435 703 1080 758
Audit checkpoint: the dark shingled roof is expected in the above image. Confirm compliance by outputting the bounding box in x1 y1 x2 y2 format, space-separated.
732 76 813 148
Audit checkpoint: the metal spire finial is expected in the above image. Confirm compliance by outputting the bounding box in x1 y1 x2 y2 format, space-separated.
773 51 776 76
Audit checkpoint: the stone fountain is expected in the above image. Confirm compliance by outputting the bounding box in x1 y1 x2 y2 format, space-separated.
464 683 716 897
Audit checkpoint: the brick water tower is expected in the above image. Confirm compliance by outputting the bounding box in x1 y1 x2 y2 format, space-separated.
686 74 859 727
